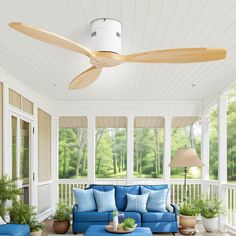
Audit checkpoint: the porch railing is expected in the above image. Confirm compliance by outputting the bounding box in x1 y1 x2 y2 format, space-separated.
223 183 236 229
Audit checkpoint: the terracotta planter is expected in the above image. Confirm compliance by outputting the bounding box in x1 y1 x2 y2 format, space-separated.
53 219 70 234
179 214 197 228
30 230 42 236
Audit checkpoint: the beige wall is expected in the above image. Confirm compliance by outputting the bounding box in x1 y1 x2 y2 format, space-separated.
38 108 51 182
0 83 2 176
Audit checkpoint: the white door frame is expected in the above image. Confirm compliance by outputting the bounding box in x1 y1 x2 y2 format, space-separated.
9 108 35 206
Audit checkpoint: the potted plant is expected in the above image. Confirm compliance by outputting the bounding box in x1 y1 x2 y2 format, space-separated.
195 198 225 232
179 202 200 229
0 175 22 220
121 218 136 231
53 202 71 234
9 201 44 236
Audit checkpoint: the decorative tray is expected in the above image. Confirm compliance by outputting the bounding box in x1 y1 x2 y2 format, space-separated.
105 224 137 234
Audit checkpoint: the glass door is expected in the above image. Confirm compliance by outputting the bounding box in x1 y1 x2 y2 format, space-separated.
11 115 32 205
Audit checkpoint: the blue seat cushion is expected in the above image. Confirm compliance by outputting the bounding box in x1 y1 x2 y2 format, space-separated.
88 185 114 192
73 211 109 222
142 212 176 222
108 212 141 226
0 224 30 236
115 185 140 211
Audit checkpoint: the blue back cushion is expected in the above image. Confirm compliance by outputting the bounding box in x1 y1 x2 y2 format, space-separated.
143 184 168 191
115 185 140 211
88 185 114 192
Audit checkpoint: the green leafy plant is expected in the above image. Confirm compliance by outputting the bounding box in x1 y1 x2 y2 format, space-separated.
122 218 136 231
179 202 200 216
54 202 71 221
0 175 23 219
9 201 44 232
195 198 225 219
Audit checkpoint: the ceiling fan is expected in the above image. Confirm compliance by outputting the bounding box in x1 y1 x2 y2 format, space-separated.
9 18 227 90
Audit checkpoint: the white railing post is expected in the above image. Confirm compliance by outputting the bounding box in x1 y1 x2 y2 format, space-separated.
164 116 172 183
87 116 96 184
201 115 210 196
127 116 134 185
218 94 228 232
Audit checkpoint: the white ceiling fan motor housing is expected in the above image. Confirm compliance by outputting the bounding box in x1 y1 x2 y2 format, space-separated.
90 18 121 54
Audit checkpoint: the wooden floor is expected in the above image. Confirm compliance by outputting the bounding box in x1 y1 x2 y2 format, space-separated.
42 219 234 236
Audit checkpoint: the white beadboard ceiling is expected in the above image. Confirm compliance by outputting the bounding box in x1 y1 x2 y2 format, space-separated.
0 0 236 102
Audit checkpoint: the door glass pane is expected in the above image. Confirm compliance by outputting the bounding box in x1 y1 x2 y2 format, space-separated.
20 120 30 185
12 116 17 180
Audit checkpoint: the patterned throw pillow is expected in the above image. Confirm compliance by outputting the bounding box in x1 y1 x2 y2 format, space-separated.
125 193 149 213
94 188 117 212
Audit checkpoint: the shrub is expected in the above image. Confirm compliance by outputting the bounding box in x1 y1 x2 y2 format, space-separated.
179 202 200 216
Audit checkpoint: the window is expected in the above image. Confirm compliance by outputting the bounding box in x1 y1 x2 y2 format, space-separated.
96 117 127 178
59 117 87 179
171 117 201 179
227 87 236 183
134 117 164 178
209 106 218 180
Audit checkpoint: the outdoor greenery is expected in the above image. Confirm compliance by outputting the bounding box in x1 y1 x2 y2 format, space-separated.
58 88 236 181
54 202 71 221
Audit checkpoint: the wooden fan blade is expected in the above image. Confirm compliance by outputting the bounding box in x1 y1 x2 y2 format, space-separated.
69 66 102 90
123 48 227 63
9 22 92 57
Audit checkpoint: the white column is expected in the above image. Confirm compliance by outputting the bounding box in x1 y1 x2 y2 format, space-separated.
218 94 227 232
201 115 210 196
51 115 59 210
163 116 172 182
2 83 10 175
87 116 96 184
126 116 134 185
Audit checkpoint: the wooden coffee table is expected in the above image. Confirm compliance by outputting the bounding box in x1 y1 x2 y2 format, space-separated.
84 225 152 236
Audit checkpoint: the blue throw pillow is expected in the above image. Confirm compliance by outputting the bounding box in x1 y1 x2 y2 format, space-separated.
125 193 149 213
141 186 168 212
73 188 96 212
94 188 117 212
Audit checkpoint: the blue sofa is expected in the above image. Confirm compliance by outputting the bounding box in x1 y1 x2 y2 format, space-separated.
72 184 178 234
0 224 30 236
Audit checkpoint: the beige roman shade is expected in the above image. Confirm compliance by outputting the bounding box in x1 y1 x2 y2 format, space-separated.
172 117 200 128
135 117 164 128
0 83 3 176
38 108 51 182
59 116 87 128
9 89 34 115
96 117 127 128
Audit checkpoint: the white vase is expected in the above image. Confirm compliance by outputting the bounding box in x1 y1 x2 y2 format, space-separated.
113 216 118 231
201 216 218 232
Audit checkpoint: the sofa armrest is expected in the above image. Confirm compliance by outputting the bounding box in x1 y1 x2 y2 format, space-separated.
72 204 78 218
170 204 178 221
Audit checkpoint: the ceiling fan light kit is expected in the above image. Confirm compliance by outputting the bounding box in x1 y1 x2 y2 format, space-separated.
90 18 121 54
8 19 227 90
